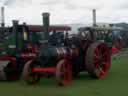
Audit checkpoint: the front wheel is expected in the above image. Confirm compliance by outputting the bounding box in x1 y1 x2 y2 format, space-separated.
22 60 40 84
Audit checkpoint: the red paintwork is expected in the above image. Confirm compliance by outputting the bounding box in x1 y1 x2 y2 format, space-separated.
94 43 110 79
56 59 72 86
0 56 16 65
61 60 72 85
27 25 71 32
26 44 39 53
112 46 119 55
114 39 123 50
21 44 39 60
21 53 36 60
32 67 56 74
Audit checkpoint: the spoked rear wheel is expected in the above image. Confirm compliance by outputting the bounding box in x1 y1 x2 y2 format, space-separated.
56 59 72 86
86 42 111 79
22 60 40 84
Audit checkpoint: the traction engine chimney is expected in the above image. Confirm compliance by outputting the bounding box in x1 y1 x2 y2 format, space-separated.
42 12 50 41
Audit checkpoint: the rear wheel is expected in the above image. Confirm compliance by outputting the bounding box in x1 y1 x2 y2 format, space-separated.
56 59 72 86
86 42 111 79
5 62 19 81
0 59 18 81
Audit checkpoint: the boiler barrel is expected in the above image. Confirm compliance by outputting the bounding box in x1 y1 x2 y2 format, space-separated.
38 46 79 67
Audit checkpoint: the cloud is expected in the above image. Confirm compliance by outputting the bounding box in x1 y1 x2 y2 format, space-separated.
69 0 104 10
116 1 128 10
0 0 128 26
4 0 15 6
39 0 66 5
1 0 32 7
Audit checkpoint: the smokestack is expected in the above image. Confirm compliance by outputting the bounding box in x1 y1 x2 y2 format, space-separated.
12 20 19 51
42 12 50 40
92 9 96 27
1 7 5 27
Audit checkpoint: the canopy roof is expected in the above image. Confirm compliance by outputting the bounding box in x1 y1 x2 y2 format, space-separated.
12 25 71 32
78 26 125 32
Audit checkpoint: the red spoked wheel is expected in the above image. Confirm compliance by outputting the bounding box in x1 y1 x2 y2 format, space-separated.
22 60 40 84
86 42 111 79
56 59 72 86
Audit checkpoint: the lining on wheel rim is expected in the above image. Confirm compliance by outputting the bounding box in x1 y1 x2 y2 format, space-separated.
56 59 72 86
22 60 40 84
86 42 111 79
94 43 110 78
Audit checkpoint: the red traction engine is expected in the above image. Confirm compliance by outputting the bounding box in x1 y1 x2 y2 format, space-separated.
23 13 111 86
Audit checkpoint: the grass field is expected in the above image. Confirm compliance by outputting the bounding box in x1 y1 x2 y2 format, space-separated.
0 56 128 96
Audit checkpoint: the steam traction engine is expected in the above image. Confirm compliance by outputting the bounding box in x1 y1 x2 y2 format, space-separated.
0 20 71 81
0 22 42 80
78 26 124 54
23 13 111 86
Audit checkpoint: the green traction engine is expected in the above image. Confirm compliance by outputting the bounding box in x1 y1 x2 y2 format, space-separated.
22 13 111 86
0 19 71 81
0 21 40 80
78 26 124 54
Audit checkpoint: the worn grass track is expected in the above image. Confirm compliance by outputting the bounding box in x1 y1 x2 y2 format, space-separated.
0 56 128 96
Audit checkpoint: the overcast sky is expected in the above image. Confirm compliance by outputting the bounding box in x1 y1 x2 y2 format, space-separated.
0 0 128 26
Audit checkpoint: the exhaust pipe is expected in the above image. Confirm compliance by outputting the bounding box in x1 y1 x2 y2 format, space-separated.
12 20 19 51
92 9 96 27
1 7 5 27
42 12 50 41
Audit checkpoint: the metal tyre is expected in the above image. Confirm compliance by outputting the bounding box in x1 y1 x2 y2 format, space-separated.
86 42 111 79
22 60 40 84
56 59 72 86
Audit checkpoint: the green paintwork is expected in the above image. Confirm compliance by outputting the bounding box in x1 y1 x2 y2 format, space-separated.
31 32 43 44
96 34 113 48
